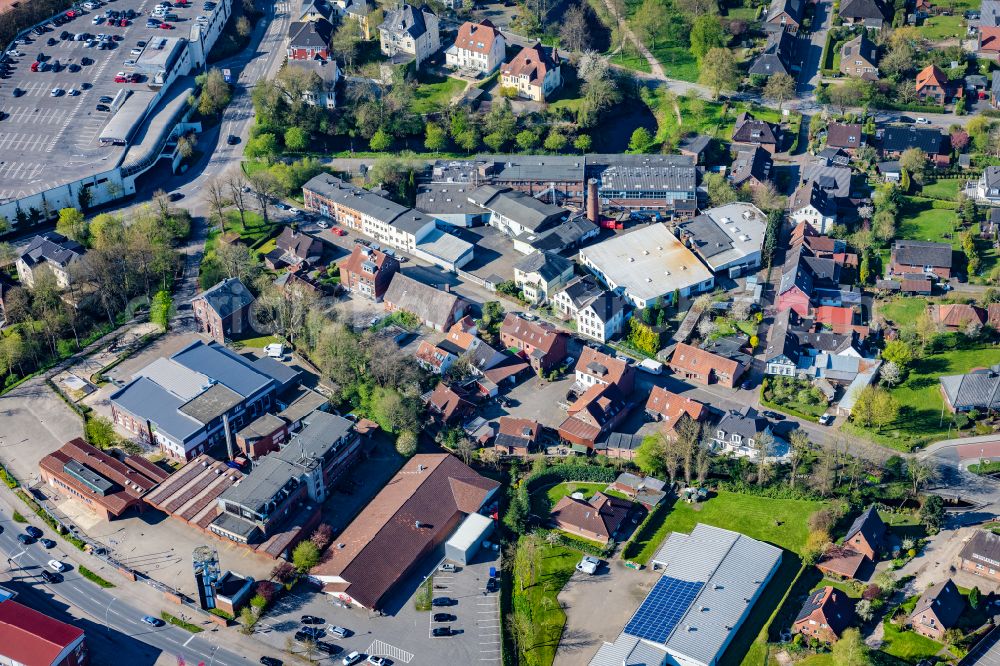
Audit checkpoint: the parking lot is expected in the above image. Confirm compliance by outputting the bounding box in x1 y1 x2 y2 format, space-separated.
0 0 209 201
256 548 502 665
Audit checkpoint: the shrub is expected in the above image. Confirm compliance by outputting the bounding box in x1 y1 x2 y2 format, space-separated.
12 511 26 523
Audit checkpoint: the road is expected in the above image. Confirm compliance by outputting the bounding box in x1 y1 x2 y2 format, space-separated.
0 506 253 666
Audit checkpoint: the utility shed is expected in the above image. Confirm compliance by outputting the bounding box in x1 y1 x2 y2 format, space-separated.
444 512 494 564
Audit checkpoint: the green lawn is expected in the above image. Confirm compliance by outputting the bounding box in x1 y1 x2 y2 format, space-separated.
651 44 699 82
224 210 276 245
512 543 579 666
811 577 861 598
876 297 928 326
644 492 826 557
610 49 653 73
921 179 963 201
411 73 466 115
897 196 960 247
546 482 609 506
881 615 943 662
232 333 280 348
848 345 1000 450
917 12 969 41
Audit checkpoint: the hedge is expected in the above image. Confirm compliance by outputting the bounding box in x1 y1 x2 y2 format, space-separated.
873 101 946 113
715 480 824 501
537 528 616 558
0 463 19 489
621 495 674 560
523 464 619 496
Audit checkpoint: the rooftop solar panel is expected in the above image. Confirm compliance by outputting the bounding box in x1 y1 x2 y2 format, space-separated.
624 576 704 644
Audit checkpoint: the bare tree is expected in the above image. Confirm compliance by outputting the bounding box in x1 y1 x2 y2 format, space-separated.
227 173 251 227
246 170 280 226
206 178 231 230
788 429 811 489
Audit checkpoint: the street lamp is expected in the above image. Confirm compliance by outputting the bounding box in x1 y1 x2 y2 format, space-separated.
208 645 219 666
105 597 117 634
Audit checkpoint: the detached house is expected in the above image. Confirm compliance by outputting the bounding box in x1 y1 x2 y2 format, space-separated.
550 492 631 544
729 146 774 189
512 251 574 305
958 529 1000 583
878 125 950 167
379 4 440 68
910 580 964 641
840 31 878 81
976 166 1000 204
192 277 256 344
574 347 635 395
644 385 706 435
838 0 889 25
710 407 774 459
287 19 333 60
980 26 1000 60
825 122 866 153
426 382 475 425
916 64 963 105
500 42 562 101
382 273 468 331
765 0 805 32
792 587 856 643
749 30 795 77
339 245 400 302
334 0 373 39
732 112 780 153
494 416 541 455
275 227 323 267
576 291 626 343
287 58 339 109
16 232 85 289
445 20 505 74
500 313 568 372
817 505 886 579
558 382 632 450
788 181 838 233
890 239 953 279
670 342 749 389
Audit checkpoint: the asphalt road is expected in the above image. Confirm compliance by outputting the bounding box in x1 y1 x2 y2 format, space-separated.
0 507 252 666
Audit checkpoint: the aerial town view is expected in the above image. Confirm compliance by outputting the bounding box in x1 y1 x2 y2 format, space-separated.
6 0 1000 663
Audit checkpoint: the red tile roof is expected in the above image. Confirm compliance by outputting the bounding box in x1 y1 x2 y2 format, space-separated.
644 386 706 425
500 313 565 353
0 599 84 666
501 42 558 86
916 64 947 91
934 303 985 328
311 454 499 609
550 492 631 541
670 343 742 380
427 383 475 422
981 27 1000 52
454 19 501 55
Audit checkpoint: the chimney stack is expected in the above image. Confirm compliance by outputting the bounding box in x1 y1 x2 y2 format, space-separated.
586 178 599 223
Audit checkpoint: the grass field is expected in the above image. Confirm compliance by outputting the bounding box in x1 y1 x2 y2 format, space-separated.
917 10 970 41
512 542 578 666
411 73 466 115
897 196 960 247
223 210 275 245
545 482 609 505
881 612 943 661
876 297 928 326
847 345 1000 450
921 178 963 201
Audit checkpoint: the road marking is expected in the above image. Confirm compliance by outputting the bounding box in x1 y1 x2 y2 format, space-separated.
366 639 413 664
183 634 195 647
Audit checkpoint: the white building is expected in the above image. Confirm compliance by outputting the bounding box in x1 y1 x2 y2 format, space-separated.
512 251 574 305
500 42 561 101
445 20 505 74
468 185 570 237
673 202 767 277
788 181 838 234
976 166 1000 204
379 4 440 68
287 58 339 109
16 233 85 288
579 224 715 309
577 292 626 343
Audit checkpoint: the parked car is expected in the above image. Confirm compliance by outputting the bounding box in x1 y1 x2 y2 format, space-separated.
819 414 835 426
327 625 350 639
259 658 283 666
432 627 453 637
300 615 324 625
365 658 386 666
17 534 33 545
25 526 42 538
39 538 55 549
486 577 498 593
431 597 456 607
315 642 340 655
437 563 456 573
761 410 785 421
297 626 323 639
317 219 330 229
916 117 931 125
341 653 363 666
433 613 456 622
140 615 164 627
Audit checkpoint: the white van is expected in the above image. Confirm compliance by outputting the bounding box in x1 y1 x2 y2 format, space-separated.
637 358 664 374
264 343 284 358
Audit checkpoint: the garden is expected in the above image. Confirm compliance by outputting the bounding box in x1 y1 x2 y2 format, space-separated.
761 376 830 421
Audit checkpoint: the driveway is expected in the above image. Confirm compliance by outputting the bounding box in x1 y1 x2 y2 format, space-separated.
553 559 660 666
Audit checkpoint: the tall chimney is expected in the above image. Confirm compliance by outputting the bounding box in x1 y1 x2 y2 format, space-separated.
586 178 599 223
222 413 235 461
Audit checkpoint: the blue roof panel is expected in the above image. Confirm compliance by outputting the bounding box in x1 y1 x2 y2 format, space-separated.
623 576 704 645
110 376 203 443
170 341 273 398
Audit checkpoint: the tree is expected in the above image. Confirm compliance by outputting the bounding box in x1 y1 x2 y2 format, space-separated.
516 130 540 151
205 178 230 228
331 20 361 70
690 15 726 63
970 585 981 609
632 0 669 49
828 80 868 114
369 128 392 151
396 430 418 457
699 48 740 99
197 68 232 117
236 14 251 38
627 319 660 355
900 148 928 184
908 459 934 497
310 523 334 551
703 172 738 206
217 242 263 283
245 133 279 162
150 290 173 331
227 173 250 227
879 361 902 387
292 540 320 573
284 126 309 152
573 134 592 152
855 598 875 622
559 3 591 51
628 127 653 153
425 123 448 152
882 339 914 368
763 73 796 110
246 170 280 225
543 131 568 152
56 208 87 245
919 493 945 531
636 435 666 475
830 628 872 666
238 606 257 634
85 416 120 449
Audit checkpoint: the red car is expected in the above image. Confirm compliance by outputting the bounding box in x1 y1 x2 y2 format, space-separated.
114 75 127 83
65 10 76 17
159 22 173 28
31 61 40 72
119 18 127 26
332 227 347 236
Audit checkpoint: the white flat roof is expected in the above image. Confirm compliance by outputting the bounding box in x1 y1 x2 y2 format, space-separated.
416 228 474 264
680 203 767 272
580 224 713 301
445 512 493 551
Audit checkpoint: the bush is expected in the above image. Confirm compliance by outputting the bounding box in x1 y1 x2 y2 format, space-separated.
0 465 19 489
12 511 26 523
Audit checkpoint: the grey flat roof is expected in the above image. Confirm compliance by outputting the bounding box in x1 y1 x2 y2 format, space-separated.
100 90 158 144
133 357 209 401
218 454 301 513
277 411 354 464
238 413 287 441
110 376 203 443
415 183 487 215
675 203 766 271
278 386 329 424
179 383 244 424
416 228 474 263
170 341 274 398
252 356 301 386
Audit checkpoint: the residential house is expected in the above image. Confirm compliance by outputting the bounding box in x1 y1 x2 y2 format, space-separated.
729 146 773 189
338 245 400 302
552 276 604 319
609 472 668 508
644 385 706 435
838 0 889 25
710 407 774 459
287 19 332 60
765 0 805 32
765 309 801 376
976 166 1000 204
672 202 768 276
494 416 541 455
776 243 847 317
558 382 632 450
932 303 986 331
910 580 964 641
426 382 475 425
296 0 335 22
275 227 323 267
749 30 795 77
878 126 950 167
916 64 962 105
801 162 853 199
468 185 570 237
333 0 373 38
550 492 631 544
445 20 505 74
890 239 953 279
826 122 867 153
499 313 568 372
789 181 838 233
379 4 440 68
574 347 635 395
16 232 85 289
940 366 1000 412
679 134 712 164
957 529 1000 583
415 339 457 374
792 587 856 643
286 58 339 109
843 505 886 560
500 42 562 101
877 160 902 182
980 26 1000 60
576 291 626 343
441 319 509 374
382 273 468 331
512 251 574 305
192 277 256 344
732 112 780 153
815 305 865 335
670 342 749 389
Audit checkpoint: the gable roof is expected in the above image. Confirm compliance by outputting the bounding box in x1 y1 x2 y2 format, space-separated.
839 0 888 20
671 342 744 379
560 382 630 443
717 406 769 439
844 505 886 547
380 3 434 39
879 126 947 155
453 19 501 55
311 454 498 609
981 26 1000 51
802 163 852 198
196 277 255 321
916 64 948 91
0 599 84 665
790 181 837 217
749 29 795 76
729 146 773 187
469 185 568 232
911 579 964 629
513 250 573 283
767 0 804 23
340 244 398 278
383 273 465 329
500 313 565 353
427 382 475 422
502 42 559 86
794 586 856 638
934 303 986 328
826 122 865 150
732 112 778 146
959 529 1000 567
893 239 953 268
581 291 626 324
276 227 323 263
576 346 631 387
495 416 540 450
645 385 706 424
551 492 631 541
558 276 604 310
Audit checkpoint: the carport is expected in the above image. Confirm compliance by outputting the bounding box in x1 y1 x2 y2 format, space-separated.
444 512 494 565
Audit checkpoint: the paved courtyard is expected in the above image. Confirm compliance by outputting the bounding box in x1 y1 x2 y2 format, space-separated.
0 376 84 483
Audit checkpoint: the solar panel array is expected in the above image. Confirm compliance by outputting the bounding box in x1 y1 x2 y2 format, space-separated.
624 576 704 644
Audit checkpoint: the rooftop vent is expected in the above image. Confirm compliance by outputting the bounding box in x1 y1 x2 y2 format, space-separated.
337 543 345 549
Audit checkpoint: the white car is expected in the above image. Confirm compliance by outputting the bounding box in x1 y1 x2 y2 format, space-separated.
342 653 362 666
123 60 135 67
130 48 142 56
48 560 67 572
366 658 387 666
92 15 103 23
576 556 600 575
288 207 300 214
67 88 79 96
6 50 22 57
317 219 330 229
916 117 931 125
196 14 209 22
50 88 63 96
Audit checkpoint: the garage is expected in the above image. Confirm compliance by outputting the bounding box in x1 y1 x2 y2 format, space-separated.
444 513 494 565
